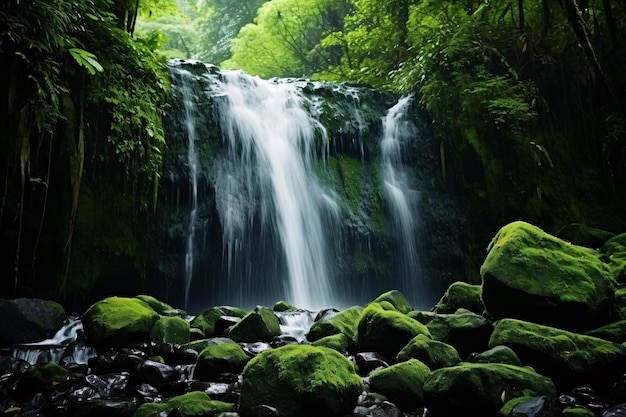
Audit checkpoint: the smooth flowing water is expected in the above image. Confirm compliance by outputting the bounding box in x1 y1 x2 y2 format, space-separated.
212 70 342 310
380 96 427 308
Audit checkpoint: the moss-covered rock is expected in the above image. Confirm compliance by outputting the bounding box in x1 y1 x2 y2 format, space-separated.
431 281 484 315
239 344 363 417
604 233 626 284
0 298 66 344
150 316 190 345
182 336 236 354
467 345 522 366
614 288 626 320
423 362 556 415
357 303 431 361
190 306 245 338
480 221 616 332
369 359 431 411
135 294 176 315
424 308 493 359
132 391 235 417
273 300 297 312
16 361 71 398
489 318 626 386
396 334 461 369
193 342 250 380
499 395 562 417
82 296 159 346
306 306 363 348
311 333 349 353
228 306 281 343
370 290 413 314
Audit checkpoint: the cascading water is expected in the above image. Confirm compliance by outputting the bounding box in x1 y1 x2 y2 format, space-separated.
160 61 463 312
212 70 341 310
380 96 427 309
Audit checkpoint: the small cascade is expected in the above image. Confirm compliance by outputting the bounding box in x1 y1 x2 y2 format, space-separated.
276 310 317 343
380 96 427 308
10 318 95 365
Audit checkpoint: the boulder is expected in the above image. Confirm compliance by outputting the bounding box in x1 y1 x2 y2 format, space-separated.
81 296 159 346
193 341 250 380
132 391 235 417
190 306 245 338
370 290 413 314
423 362 556 415
604 233 626 283
16 361 71 399
134 294 178 315
480 221 616 331
150 316 190 345
467 345 522 366
421 308 493 359
489 318 626 386
396 334 461 369
311 333 349 354
0 298 66 344
369 359 431 411
228 306 281 343
239 344 363 417
431 281 484 315
357 303 430 361
306 305 362 348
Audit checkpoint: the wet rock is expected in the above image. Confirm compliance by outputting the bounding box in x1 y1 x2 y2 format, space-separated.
355 352 390 375
307 306 362 349
67 397 140 417
604 403 626 417
228 306 281 343
506 395 562 417
85 372 129 397
0 298 66 344
467 344 522 366
130 359 182 387
193 342 250 380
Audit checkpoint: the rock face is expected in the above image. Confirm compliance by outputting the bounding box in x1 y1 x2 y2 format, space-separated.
480 221 616 331
238 344 363 417
81 296 160 346
0 298 66 344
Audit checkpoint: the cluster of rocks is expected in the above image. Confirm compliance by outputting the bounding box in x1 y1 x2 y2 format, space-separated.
2 220 626 417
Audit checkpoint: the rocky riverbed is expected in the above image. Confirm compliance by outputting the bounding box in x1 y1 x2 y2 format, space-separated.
2 220 626 417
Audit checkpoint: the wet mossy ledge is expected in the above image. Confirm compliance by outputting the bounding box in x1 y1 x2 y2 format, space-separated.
3 221 626 416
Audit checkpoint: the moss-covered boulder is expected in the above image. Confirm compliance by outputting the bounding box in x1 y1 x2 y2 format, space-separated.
614 288 626 320
585 320 626 343
16 361 71 398
369 359 431 411
396 334 461 369
82 296 159 346
182 336 236 354
193 341 250 380
467 345 522 366
228 306 281 343
431 281 484 315
370 290 413 314
422 308 493 359
135 294 176 315
489 318 626 386
190 306 245 338
0 298 66 344
357 303 431 361
423 362 556 415
480 221 616 331
306 305 362 348
239 344 363 417
604 233 626 283
311 333 349 353
150 316 190 345
132 391 235 417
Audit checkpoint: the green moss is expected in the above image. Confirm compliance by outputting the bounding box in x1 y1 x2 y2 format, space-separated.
239 344 363 417
561 407 597 417
18 362 70 395
357 302 431 360
150 316 190 344
194 342 250 379
132 391 235 417
82 296 159 346
228 306 281 343
190 307 227 338
307 306 362 347
369 359 431 411
467 345 522 366
135 295 176 314
396 334 461 369
371 290 413 314
423 362 556 415
311 333 349 353
432 281 484 314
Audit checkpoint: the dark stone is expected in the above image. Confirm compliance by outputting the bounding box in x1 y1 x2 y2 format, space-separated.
85 372 130 397
355 352 390 376
67 397 140 417
0 298 66 344
604 404 626 417
510 396 562 417
130 360 181 387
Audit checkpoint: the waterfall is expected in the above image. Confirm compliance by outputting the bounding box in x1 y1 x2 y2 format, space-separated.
380 96 427 309
161 61 462 313
211 70 342 310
